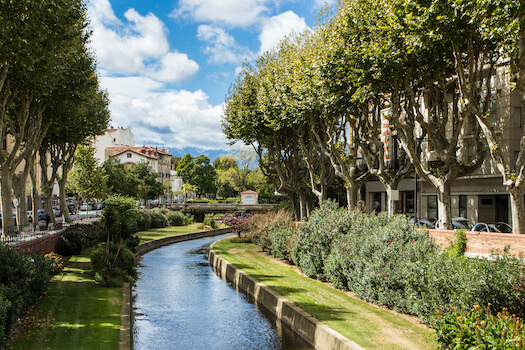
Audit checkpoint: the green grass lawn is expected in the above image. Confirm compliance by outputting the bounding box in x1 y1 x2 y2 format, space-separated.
7 256 122 350
136 223 206 243
213 237 437 350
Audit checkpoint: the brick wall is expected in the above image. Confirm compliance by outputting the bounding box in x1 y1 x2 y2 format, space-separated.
428 229 525 256
9 230 67 255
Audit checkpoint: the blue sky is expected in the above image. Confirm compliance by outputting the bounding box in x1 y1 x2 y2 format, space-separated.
86 0 335 159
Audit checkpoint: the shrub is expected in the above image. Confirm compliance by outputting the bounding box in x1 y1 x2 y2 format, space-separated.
136 210 152 231
61 223 104 255
434 304 525 349
166 211 185 226
90 242 136 287
0 245 52 342
270 226 295 261
291 201 362 280
183 215 193 225
149 209 168 228
203 217 217 229
247 209 294 253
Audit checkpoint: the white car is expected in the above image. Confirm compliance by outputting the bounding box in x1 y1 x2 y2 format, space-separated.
80 203 92 211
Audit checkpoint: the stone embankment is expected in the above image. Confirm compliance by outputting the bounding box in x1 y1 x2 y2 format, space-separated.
209 243 365 350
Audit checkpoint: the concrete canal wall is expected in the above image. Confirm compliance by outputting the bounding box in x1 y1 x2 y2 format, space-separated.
209 246 365 350
135 227 233 256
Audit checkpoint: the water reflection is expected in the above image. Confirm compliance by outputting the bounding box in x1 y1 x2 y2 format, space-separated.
133 234 313 350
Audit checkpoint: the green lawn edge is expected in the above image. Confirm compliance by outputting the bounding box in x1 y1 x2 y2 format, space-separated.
8 224 207 350
212 237 437 350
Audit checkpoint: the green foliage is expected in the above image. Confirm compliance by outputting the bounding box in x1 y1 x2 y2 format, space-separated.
203 217 218 229
61 223 104 255
270 226 295 261
0 244 53 342
101 195 138 243
130 162 164 200
44 252 64 275
291 200 362 280
247 209 295 253
103 158 140 198
177 154 217 196
166 210 185 226
446 229 468 257
136 209 152 231
90 243 136 287
67 144 109 201
434 305 525 349
149 209 168 228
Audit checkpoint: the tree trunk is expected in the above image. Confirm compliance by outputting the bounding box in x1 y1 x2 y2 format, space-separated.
509 183 525 234
437 182 453 230
30 164 39 230
12 172 29 227
0 168 15 228
58 177 72 223
345 182 357 210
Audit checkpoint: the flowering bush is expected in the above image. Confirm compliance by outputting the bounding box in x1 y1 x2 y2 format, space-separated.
44 252 64 275
61 223 104 255
434 304 525 349
221 211 253 237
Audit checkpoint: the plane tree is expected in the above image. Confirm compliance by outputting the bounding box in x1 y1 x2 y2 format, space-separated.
337 0 487 228
413 0 525 232
0 0 88 227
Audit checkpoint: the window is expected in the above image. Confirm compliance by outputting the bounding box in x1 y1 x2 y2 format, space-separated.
427 195 438 219
458 195 467 218
127 153 132 158
481 198 493 206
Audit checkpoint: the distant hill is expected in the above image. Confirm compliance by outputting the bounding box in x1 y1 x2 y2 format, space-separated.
168 147 231 162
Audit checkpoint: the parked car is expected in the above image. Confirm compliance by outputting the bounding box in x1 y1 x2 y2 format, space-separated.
37 209 47 221
52 206 62 217
471 222 502 233
493 222 512 233
452 217 473 230
435 219 466 230
411 218 436 229
80 203 92 211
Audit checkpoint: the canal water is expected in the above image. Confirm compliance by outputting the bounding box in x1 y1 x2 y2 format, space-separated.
133 234 314 350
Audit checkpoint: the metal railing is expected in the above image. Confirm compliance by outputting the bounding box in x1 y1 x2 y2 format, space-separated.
0 221 65 243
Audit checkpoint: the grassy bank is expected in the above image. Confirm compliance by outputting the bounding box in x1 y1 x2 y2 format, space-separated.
8 224 207 349
212 237 436 350
7 255 122 350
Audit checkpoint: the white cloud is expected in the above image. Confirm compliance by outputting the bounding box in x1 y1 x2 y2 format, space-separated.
87 0 199 83
197 25 254 64
172 0 269 27
100 77 227 150
259 11 309 54
148 52 200 83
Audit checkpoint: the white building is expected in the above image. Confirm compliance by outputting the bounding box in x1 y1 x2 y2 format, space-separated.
91 127 135 163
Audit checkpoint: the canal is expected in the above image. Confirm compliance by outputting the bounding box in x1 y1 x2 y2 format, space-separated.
133 234 314 350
